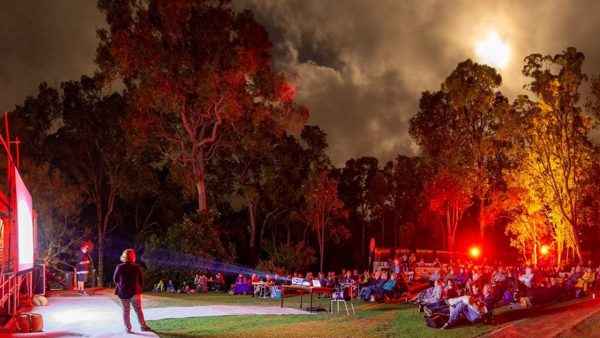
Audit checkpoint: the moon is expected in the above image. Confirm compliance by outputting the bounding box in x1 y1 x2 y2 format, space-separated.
475 32 510 69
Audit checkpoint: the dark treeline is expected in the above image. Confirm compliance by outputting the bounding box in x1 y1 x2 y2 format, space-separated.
8 1 600 285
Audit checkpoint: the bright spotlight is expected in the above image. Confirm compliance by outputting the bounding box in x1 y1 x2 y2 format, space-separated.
540 245 549 255
469 247 481 259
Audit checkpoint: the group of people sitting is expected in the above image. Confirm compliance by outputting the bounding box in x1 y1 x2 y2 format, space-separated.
150 254 600 331
411 257 600 330
229 269 365 298
153 272 227 293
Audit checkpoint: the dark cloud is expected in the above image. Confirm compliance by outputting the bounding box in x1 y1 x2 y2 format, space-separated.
239 0 600 165
3 1 600 166
0 0 104 111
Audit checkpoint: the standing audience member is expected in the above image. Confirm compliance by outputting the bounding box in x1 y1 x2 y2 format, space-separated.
113 249 151 334
76 245 92 295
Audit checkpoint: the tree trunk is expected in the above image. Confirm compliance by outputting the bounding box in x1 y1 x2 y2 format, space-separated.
393 214 399 249
381 216 385 247
248 200 258 264
193 156 208 214
571 223 583 262
478 202 486 241
319 232 325 273
97 236 104 287
196 178 207 214
361 220 365 261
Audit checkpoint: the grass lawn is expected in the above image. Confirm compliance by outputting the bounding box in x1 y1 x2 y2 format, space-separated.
144 292 494 338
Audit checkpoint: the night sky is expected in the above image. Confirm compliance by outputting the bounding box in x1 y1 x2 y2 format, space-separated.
3 0 600 165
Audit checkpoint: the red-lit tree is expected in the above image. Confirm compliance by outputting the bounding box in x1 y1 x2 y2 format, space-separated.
423 170 471 251
96 0 308 213
301 171 349 272
410 60 509 241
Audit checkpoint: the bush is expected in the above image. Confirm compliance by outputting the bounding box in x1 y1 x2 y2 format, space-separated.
142 212 237 288
262 241 316 273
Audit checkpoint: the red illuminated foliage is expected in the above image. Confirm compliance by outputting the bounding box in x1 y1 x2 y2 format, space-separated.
423 170 471 251
96 0 308 213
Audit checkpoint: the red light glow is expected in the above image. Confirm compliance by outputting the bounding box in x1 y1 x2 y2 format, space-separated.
469 247 481 258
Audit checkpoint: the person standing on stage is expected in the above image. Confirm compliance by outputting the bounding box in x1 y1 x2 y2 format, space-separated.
76 244 91 294
114 249 151 333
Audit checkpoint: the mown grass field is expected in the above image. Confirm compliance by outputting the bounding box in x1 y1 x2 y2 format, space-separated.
142 292 494 338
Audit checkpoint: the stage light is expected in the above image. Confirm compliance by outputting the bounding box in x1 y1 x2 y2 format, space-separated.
540 245 549 255
469 247 481 259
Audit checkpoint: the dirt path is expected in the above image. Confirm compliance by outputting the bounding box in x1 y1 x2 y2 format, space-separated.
482 298 600 337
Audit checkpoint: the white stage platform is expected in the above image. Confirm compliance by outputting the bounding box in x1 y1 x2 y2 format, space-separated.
144 304 309 320
5 294 308 337
12 295 158 338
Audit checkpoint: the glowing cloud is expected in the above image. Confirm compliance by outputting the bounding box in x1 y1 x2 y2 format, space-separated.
476 32 510 69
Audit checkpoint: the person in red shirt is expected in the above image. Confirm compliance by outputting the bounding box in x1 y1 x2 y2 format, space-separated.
76 245 91 294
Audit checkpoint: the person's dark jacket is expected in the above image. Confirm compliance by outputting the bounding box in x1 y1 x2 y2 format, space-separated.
114 262 144 299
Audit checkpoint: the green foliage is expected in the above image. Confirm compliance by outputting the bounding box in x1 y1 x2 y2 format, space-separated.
302 171 349 271
142 212 237 285
254 259 286 276
260 240 316 273
410 59 509 239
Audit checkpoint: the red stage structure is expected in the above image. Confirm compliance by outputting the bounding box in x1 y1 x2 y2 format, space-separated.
0 112 38 325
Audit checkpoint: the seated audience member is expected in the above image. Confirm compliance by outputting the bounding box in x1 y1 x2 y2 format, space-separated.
317 272 329 287
352 269 360 282
233 273 252 295
392 259 402 274
445 268 456 284
565 266 581 294
420 279 443 311
417 258 426 267
401 253 409 267
359 271 382 301
181 281 191 293
429 268 441 284
381 273 398 297
441 284 495 330
304 272 315 286
361 271 372 286
454 267 469 289
153 279 165 293
409 253 417 266
432 258 441 267
340 270 353 284
250 273 261 297
520 267 534 286
194 274 201 290
423 280 457 316
445 279 459 298
471 268 482 284
492 266 508 299
576 267 595 294
396 273 409 295
166 279 176 293
196 274 207 293
214 272 226 292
